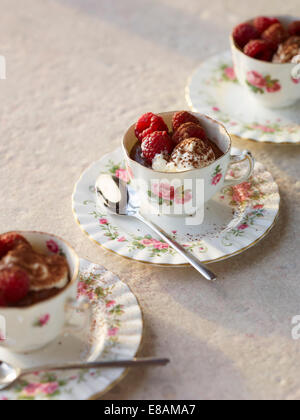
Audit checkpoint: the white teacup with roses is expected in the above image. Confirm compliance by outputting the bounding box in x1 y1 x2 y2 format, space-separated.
231 16 300 109
0 231 90 354
122 112 255 217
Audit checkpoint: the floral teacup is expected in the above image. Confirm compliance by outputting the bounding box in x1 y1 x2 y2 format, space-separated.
231 16 300 109
0 231 89 354
122 112 255 217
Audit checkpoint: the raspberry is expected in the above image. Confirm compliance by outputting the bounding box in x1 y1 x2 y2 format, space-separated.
233 23 260 48
172 111 200 132
141 131 173 164
0 267 30 306
0 233 30 259
172 122 207 145
253 16 280 34
135 113 169 142
288 21 300 36
262 23 288 50
244 39 274 61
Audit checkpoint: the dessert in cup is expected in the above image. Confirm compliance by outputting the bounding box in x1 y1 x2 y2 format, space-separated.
186 50 300 144
0 231 90 354
73 144 280 266
231 15 300 108
0 258 144 400
122 111 255 216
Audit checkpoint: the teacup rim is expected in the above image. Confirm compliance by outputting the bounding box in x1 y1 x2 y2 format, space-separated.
0 230 80 311
230 14 300 67
122 111 232 174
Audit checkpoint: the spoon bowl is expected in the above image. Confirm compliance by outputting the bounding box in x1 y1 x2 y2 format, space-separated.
0 362 20 391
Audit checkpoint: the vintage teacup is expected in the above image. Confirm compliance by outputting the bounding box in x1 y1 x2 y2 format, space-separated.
122 111 255 217
0 231 89 354
231 15 300 109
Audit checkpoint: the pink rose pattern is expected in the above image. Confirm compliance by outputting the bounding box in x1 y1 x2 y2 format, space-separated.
108 327 119 337
117 236 126 242
220 166 266 245
213 65 237 84
149 183 193 206
246 71 281 94
129 233 206 257
97 216 119 241
106 160 131 184
115 168 130 184
211 165 223 186
106 300 116 308
34 314 50 328
141 238 169 250
224 66 237 81
249 124 276 133
207 61 299 137
175 187 193 205
22 382 59 398
99 218 108 225
152 183 175 202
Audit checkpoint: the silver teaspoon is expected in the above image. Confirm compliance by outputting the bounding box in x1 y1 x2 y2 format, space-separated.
96 175 216 281
0 358 170 391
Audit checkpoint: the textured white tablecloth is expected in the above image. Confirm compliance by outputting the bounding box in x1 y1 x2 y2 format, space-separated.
1 0 300 400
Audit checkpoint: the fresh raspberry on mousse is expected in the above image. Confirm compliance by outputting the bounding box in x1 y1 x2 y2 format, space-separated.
233 23 260 48
244 39 273 61
172 111 200 132
0 233 30 259
141 131 174 164
262 23 288 50
288 21 300 36
172 122 207 145
253 16 280 34
135 112 169 142
0 267 30 306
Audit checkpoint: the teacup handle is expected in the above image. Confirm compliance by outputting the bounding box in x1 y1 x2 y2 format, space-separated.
291 55 300 80
64 296 92 334
223 150 255 188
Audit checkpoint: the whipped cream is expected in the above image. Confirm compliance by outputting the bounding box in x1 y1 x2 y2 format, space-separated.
273 36 300 63
0 245 69 292
152 138 216 172
152 153 170 172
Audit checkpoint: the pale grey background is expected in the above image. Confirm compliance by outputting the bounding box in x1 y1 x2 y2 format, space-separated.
0 0 300 400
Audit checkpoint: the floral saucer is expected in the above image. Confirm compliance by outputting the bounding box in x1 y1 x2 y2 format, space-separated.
0 259 143 400
186 51 300 144
72 148 280 266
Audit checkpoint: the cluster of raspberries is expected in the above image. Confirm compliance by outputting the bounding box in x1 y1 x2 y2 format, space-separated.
0 233 31 306
135 111 207 164
233 16 300 62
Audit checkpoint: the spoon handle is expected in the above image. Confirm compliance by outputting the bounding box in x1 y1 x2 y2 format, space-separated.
21 358 170 376
135 213 217 281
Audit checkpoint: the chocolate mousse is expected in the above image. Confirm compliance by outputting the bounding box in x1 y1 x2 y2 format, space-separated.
0 233 70 307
